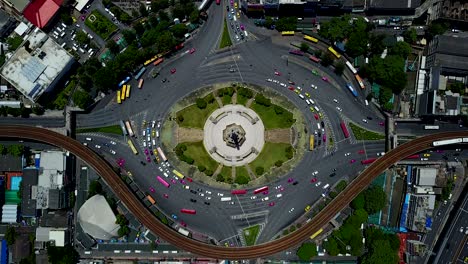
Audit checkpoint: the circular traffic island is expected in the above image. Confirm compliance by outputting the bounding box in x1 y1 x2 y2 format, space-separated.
162 84 308 186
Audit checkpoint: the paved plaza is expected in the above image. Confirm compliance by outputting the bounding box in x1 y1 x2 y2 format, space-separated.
203 104 265 166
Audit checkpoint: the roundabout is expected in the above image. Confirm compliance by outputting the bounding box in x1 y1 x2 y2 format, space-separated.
203 104 265 166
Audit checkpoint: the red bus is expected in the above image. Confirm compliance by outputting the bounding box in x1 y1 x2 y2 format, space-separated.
157 176 170 188
216 0 220 4
253 186 268 194
180 209 196 214
153 58 164 66
405 154 420 159
361 158 377 165
309 56 320 63
289 49 304 56
231 189 247 195
340 122 350 138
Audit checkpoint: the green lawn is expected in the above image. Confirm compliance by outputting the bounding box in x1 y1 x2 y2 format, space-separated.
219 20 232 49
243 225 261 246
237 94 249 106
220 166 232 179
349 122 385 140
85 10 117 40
222 94 232 105
250 102 295 129
76 125 122 135
249 142 291 174
183 141 219 173
235 166 250 184
176 94 219 129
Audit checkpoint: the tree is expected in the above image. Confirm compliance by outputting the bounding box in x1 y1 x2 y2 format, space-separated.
7 145 24 156
106 40 120 54
361 240 398 264
5 226 17 245
235 174 249 184
197 165 206 172
171 24 188 39
448 81 466 95
364 186 386 214
368 34 386 57
73 90 93 109
118 225 130 237
75 31 90 45
93 67 117 92
20 107 31 118
427 21 449 39
189 10 200 23
323 237 340 256
255 166 264 175
88 180 102 197
389 41 412 59
318 15 351 42
351 193 365 209
275 160 283 167
0 145 4 155
196 98 207 109
122 29 137 45
403 28 417 43
115 214 129 225
158 10 170 22
264 17 274 29
32 106 45 115
47 244 79 264
216 173 224 182
334 61 345 75
172 4 186 20
275 17 297 32
139 3 148 17
379 86 393 106
299 42 309 52
61 13 73 25
296 242 318 261
205 169 213 176
345 30 369 57
320 53 334 67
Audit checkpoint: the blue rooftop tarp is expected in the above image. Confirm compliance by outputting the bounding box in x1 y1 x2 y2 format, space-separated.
399 193 410 231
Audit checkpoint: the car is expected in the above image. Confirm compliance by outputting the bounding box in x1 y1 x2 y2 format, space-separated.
268 202 275 206
266 78 272 82
184 185 189 189
287 178 294 183
312 171 318 176
230 201 235 205
146 156 151 162
149 187 155 193
362 119 368 123
329 172 336 177
80 15 86 21
314 130 318 135
288 86 295 91
279 186 285 191
190 190 197 194
377 152 386 156
170 68 176 74
350 159 356 163
250 196 257 200
140 161 146 166
336 107 342 112
321 76 329 82
423 153 431 157
358 150 365 154
190 198 197 203
292 181 299 185
460 227 464 233
288 208 295 213
95 145 101 149
110 150 116 155
379 122 385 126
421 158 429 161
313 114 319 120
311 177 318 183
217 193 224 196
275 185 282 190
110 141 116 145
274 71 281 76
199 193 205 197
312 70 319 76
311 84 318 89
144 149 149 155
333 99 338 103
280 83 286 87
309 107 315 112
180 179 186 184
261 197 269 201
205 190 212 194
288 80 295 85
197 188 203 192
305 205 311 212
315 181 322 187
170 179 177 184
345 152 351 156
163 193 169 198
205 196 211 200
240 24 245 30
186 177 193 182
305 92 310 97
171 214 178 219
162 78 168 83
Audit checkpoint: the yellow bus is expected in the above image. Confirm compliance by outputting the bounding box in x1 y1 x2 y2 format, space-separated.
127 139 138 155
281 31 295 36
116 91 121 104
328 46 341 59
304 35 318 43
309 135 314 151
143 55 159 66
310 228 323 240
172 169 185 179
121 85 126 100
125 85 131 98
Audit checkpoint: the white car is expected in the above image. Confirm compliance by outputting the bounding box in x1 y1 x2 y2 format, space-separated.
336 107 342 112
305 99 311 105
312 171 318 176
345 152 351 156
230 201 235 205
274 185 282 190
110 150 116 155
362 119 368 123
205 196 211 200
460 227 464 233
315 181 322 187
311 84 317 89
266 78 272 82
296 86 302 91
217 193 224 196
95 145 101 149
205 190 212 194
158 167 163 172
250 196 257 200
421 158 429 161
333 99 338 103
110 141 116 145
314 130 318 135
157 121 161 128
280 83 286 87
288 208 295 213
199 193 205 197
184 185 189 189
261 197 269 201
377 152 385 156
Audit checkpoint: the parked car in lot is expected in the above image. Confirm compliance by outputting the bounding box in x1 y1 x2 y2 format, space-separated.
170 68 176 74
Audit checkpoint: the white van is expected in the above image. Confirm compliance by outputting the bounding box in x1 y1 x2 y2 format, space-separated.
152 139 156 145
310 99 315 104
276 193 282 198
305 99 311 105
143 141 147 147
72 46 78 51
298 94 305 99
79 48 86 53
365 99 369 106
317 123 321 130
60 43 66 48
61 22 67 28
221 197 232 201
142 130 146 136
60 32 65 38
156 131 160 138
323 184 330 189
314 106 320 112
85 137 92 141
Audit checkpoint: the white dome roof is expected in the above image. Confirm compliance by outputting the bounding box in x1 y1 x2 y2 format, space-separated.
77 195 119 240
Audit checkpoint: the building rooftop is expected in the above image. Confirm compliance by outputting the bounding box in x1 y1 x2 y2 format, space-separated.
0 154 22 171
78 195 119 240
369 0 421 9
0 29 74 102
74 0 91 11
23 0 63 29
416 168 437 186
6 0 31 13
21 169 38 217
37 151 64 189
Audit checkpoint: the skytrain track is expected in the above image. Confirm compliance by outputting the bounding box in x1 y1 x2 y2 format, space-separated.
1 125 466 259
